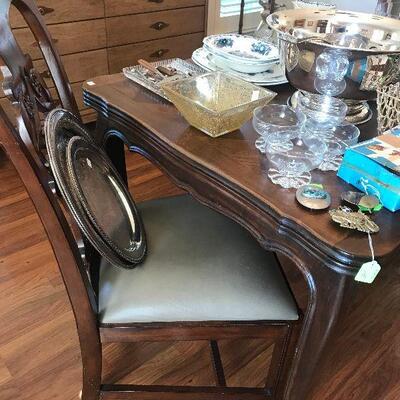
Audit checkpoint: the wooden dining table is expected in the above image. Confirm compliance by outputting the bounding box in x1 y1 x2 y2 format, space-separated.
83 73 400 400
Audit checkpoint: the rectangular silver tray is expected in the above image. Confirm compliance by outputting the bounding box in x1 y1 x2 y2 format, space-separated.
122 58 206 100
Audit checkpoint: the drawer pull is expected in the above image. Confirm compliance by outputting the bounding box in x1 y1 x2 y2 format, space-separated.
38 6 54 16
40 70 51 79
150 49 169 58
150 21 169 31
148 0 164 3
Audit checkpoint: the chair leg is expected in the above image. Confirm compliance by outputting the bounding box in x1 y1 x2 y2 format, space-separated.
209 340 226 387
265 329 290 395
268 323 301 399
80 343 102 400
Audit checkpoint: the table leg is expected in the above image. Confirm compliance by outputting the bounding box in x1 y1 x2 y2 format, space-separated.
280 257 350 400
95 114 128 185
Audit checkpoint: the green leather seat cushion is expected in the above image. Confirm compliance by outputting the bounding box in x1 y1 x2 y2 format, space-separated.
99 195 298 324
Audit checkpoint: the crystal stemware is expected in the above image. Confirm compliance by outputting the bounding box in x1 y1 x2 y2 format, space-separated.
265 138 327 189
253 104 301 154
303 123 360 171
296 92 348 136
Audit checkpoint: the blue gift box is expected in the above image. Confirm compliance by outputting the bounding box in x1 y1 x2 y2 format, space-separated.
337 128 400 212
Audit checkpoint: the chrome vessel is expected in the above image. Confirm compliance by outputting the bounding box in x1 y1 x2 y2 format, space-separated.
267 9 400 122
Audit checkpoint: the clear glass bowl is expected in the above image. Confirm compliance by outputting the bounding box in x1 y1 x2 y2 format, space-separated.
161 72 276 137
265 138 327 188
297 92 348 133
253 105 301 153
303 123 360 171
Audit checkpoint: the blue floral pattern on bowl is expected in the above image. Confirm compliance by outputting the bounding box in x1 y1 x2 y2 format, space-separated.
216 38 234 48
251 42 271 56
203 34 279 64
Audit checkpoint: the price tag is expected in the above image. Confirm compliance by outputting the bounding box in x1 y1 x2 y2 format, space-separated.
355 260 381 284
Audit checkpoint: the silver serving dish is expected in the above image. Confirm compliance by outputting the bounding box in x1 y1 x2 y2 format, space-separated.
267 9 400 101
45 109 146 269
123 58 205 100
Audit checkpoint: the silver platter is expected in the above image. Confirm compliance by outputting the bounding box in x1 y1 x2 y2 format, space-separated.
45 109 146 269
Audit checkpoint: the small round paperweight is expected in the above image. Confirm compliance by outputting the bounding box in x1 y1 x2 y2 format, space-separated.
296 184 331 210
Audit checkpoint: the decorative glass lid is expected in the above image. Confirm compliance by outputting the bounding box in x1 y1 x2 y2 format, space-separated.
44 109 146 269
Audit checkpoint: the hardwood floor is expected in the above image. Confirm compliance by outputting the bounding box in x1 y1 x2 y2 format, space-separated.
0 148 399 400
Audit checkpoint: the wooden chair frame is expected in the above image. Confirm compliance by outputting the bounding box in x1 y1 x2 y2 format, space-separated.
0 1 302 399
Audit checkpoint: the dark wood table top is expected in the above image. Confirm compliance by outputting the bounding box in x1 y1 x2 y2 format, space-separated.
83 73 400 265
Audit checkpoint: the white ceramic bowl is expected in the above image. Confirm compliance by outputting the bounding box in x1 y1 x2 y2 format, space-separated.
212 53 278 74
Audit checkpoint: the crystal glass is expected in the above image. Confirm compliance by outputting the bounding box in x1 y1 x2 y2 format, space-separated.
303 123 360 171
253 105 301 153
297 92 348 135
265 138 327 188
315 51 349 96
161 72 276 137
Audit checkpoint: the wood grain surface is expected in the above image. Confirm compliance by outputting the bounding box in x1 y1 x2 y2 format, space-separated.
106 7 205 47
12 19 107 60
104 0 206 18
0 148 399 399
108 33 204 73
9 0 104 28
83 74 400 262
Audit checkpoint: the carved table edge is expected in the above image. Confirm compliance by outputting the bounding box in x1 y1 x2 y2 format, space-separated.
83 89 397 275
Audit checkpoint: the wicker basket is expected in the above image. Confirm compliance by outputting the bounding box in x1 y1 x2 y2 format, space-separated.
376 82 400 133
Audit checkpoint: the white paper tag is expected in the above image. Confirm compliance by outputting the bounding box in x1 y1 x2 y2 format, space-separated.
355 260 381 284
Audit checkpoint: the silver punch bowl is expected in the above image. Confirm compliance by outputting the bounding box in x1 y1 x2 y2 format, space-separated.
267 9 400 102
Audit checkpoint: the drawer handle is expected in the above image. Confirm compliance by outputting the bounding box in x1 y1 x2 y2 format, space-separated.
150 21 169 31
38 5 54 16
148 0 164 3
40 70 51 79
150 49 169 58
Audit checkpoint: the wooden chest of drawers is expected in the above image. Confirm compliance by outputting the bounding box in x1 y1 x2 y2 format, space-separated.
1 0 207 123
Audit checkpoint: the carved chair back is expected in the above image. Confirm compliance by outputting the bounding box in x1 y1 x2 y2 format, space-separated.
0 0 100 379
0 107 101 397
0 0 79 155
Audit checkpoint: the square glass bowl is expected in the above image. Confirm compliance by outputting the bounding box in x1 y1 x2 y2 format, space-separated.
161 72 276 137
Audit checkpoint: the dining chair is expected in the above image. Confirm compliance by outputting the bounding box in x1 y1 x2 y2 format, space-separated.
0 0 79 155
0 1 302 399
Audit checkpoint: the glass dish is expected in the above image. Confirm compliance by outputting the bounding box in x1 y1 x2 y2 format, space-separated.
303 123 360 171
297 92 348 133
266 138 327 189
161 72 277 137
253 105 301 153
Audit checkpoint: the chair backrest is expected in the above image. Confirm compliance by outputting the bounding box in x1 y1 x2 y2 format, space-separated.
0 106 100 358
0 0 100 356
0 0 146 345
0 0 79 154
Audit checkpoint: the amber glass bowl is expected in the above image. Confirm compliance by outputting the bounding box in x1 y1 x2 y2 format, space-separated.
161 72 276 137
